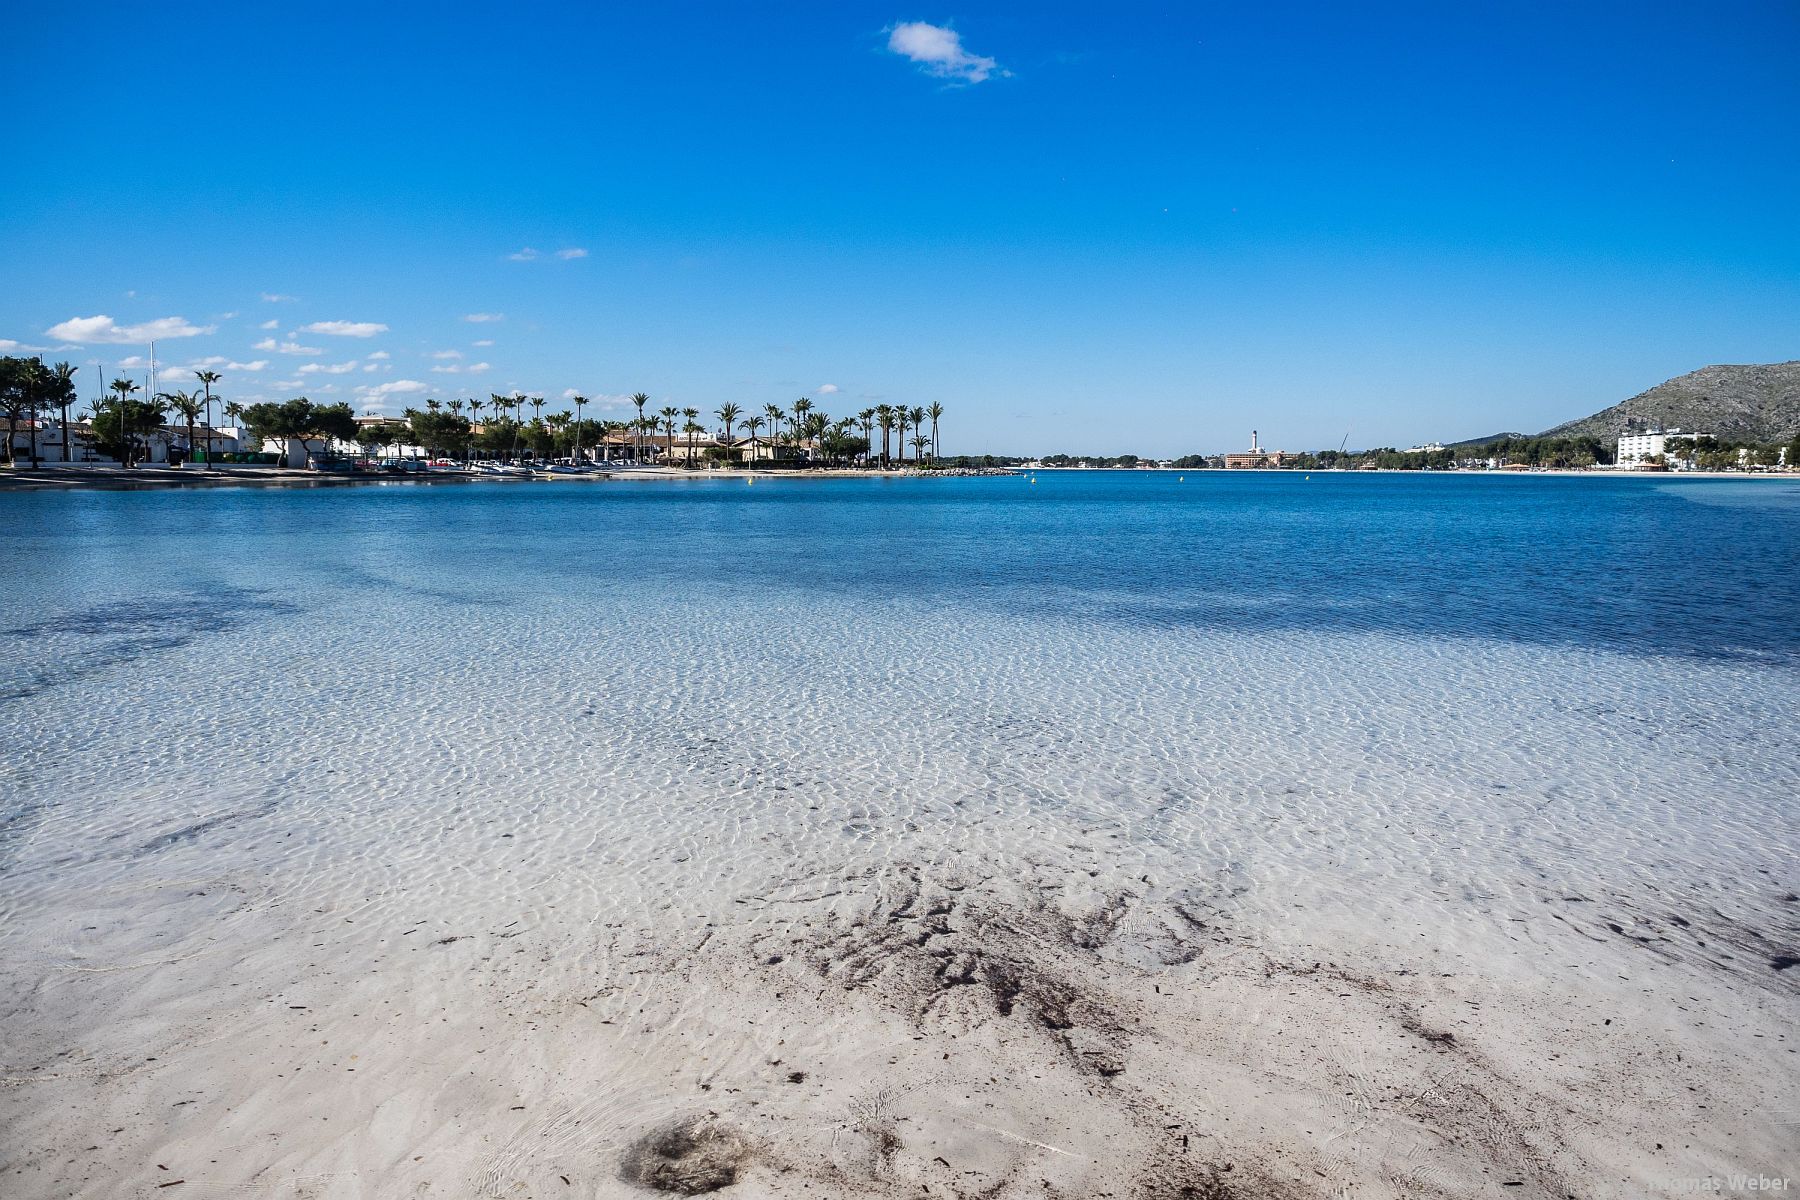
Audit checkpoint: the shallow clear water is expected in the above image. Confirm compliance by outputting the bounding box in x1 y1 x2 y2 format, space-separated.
2 471 1797 1195
4 472 1798 923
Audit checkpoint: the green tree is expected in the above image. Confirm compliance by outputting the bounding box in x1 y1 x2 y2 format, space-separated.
241 397 358 466
926 401 944 462
406 406 473 459
92 388 167 466
0 356 48 466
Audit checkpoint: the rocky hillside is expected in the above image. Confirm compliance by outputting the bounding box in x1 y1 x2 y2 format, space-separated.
1541 361 1800 443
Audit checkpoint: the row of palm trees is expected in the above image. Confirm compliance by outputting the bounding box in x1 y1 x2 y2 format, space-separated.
429 392 946 468
616 393 946 467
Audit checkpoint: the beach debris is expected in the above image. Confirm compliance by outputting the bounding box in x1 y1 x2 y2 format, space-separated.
619 1116 749 1195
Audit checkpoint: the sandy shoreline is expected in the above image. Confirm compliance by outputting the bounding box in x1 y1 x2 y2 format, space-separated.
4 842 1794 1199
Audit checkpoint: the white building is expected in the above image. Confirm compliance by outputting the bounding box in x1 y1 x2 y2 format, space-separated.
1616 428 1712 469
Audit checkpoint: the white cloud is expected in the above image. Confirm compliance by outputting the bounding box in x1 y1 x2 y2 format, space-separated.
0 339 45 352
430 349 463 360
464 313 504 323
472 338 494 347
362 363 383 373
300 320 388 337
357 379 428 398
817 383 840 394
271 379 304 389
259 319 279 330
466 362 490 373
45 314 217 344
367 350 390 360
253 339 322 355
885 21 1005 83
298 361 359 375
507 248 542 261
260 292 298 302
354 379 430 411
430 364 462 374
556 247 588 259
227 360 269 371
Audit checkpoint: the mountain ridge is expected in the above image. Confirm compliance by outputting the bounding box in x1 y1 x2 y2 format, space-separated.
1537 361 1800 444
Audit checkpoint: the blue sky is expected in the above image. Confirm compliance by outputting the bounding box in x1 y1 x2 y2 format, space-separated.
4 1 1796 455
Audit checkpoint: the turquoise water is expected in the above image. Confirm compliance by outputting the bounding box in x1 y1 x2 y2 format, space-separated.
5 471 1797 668
2 471 1798 1196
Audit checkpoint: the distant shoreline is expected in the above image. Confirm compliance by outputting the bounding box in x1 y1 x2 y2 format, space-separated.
0 464 1007 491
2 463 1792 491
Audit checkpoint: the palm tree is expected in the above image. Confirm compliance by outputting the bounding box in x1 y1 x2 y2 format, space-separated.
504 393 526 459
161 390 204 467
715 402 741 467
763 403 785 449
803 412 828 465
743 412 764 464
683 411 704 470
911 433 929 464
681 407 700 469
52 362 79 464
792 397 812 450
926 402 944 463
635 415 658 462
908 408 927 466
108 378 140 466
658 406 679 465
876 405 895 468
190 367 220 464
832 417 856 469
894 407 909 466
632 392 650 463
858 409 875 466
570 394 587 464
223 399 245 454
